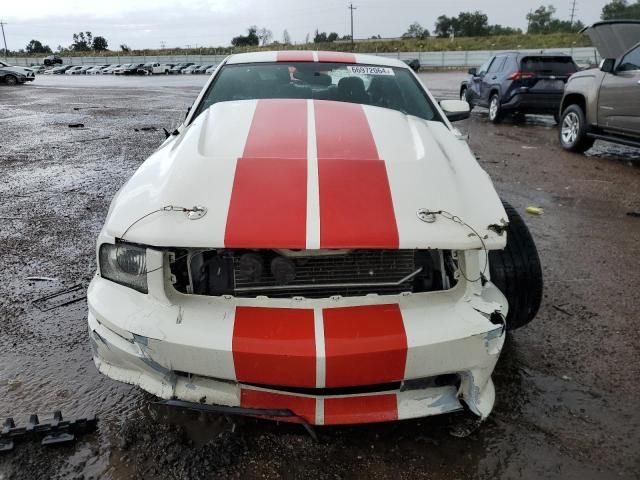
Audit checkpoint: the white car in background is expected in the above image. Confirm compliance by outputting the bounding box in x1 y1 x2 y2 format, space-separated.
101 65 121 74
65 66 84 75
139 62 173 75
205 64 218 74
182 65 200 74
88 51 543 428
86 65 108 74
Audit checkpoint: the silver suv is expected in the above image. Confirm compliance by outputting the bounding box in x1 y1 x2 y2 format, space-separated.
559 20 640 152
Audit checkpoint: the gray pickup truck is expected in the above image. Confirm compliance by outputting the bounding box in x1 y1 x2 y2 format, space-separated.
559 20 640 152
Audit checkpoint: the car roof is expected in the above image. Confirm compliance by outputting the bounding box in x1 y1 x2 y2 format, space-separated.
226 50 409 69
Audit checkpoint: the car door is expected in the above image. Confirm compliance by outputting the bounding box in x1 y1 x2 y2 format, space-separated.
469 57 494 106
481 56 507 104
597 44 640 135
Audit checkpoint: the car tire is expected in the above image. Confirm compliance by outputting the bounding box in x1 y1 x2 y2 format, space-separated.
488 93 502 123
488 200 543 330
460 87 474 111
4 75 18 86
559 105 594 153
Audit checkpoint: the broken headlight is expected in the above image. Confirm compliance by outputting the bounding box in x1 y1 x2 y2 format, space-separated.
99 243 148 293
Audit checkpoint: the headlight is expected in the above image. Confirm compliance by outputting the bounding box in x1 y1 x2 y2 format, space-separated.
99 243 148 293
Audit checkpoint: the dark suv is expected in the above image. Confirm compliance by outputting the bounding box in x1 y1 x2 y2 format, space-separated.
460 52 578 123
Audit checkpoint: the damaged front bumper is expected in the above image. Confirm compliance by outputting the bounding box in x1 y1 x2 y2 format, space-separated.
88 249 507 426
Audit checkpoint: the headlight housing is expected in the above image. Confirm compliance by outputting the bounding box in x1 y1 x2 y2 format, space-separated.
99 243 148 293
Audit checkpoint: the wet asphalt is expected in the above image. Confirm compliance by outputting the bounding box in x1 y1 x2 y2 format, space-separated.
0 73 639 479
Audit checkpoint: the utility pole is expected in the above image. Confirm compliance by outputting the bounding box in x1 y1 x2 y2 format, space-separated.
348 3 356 50
0 20 8 60
570 0 577 26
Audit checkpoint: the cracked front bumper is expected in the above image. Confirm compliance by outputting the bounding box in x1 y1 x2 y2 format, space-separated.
88 250 507 425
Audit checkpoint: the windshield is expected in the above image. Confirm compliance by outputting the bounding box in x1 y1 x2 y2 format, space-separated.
520 57 577 75
193 62 439 122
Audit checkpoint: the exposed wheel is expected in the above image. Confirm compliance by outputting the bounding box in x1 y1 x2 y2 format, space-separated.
559 105 594 153
488 93 502 123
489 200 543 330
4 75 18 86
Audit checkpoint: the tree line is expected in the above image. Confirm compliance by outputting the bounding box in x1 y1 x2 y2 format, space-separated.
17 0 640 56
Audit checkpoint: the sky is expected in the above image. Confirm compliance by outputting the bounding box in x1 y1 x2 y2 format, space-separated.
1 0 612 51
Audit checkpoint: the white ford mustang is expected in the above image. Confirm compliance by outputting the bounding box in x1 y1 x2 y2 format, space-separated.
88 51 542 426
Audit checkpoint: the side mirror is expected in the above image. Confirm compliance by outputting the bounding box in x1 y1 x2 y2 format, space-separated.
440 99 470 122
468 67 477 76
600 58 615 73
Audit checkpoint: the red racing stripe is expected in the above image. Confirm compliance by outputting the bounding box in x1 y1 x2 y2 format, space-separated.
323 304 407 387
277 51 314 62
232 307 316 387
314 100 399 248
317 51 357 63
225 99 308 248
324 394 398 425
240 389 316 424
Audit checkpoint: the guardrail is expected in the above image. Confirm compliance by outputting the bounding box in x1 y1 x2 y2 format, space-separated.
7 47 599 68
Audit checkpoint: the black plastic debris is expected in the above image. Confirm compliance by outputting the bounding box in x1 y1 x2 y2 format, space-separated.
134 126 158 132
68 123 85 128
0 411 97 452
33 283 85 311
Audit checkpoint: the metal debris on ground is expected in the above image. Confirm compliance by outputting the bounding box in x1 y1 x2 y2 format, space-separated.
68 123 85 128
32 283 85 311
0 411 98 452
134 126 158 132
26 276 57 282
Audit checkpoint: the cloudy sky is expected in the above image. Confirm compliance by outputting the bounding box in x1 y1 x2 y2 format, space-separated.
2 0 611 51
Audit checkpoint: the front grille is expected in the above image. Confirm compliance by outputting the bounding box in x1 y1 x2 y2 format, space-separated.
233 250 417 298
171 248 453 299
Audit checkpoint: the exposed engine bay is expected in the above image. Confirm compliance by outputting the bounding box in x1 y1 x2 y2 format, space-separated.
169 249 459 298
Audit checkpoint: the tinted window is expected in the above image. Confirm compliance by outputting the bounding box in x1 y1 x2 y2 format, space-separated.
619 46 640 71
520 56 578 75
193 62 440 122
487 56 507 74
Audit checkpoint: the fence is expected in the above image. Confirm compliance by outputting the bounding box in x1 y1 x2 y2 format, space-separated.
7 47 600 68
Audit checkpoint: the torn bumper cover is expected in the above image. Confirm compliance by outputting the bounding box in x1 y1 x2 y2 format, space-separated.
87 256 506 426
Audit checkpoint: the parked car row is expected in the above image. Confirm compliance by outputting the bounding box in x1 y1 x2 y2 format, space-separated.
37 63 219 76
458 20 640 152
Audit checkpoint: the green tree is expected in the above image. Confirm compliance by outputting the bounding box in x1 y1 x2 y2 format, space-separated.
435 11 490 37
282 29 291 44
435 15 457 37
402 22 430 38
456 11 490 36
25 39 52 54
527 5 583 33
120 44 130 52
601 0 640 19
314 30 328 43
327 32 339 42
71 31 93 51
231 26 260 46
92 36 108 51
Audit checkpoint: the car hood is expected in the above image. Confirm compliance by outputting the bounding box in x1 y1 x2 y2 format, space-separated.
581 20 640 59
103 99 507 250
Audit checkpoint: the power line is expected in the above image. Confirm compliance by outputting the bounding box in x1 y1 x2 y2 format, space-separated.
348 3 356 49
0 20 8 60
570 0 578 26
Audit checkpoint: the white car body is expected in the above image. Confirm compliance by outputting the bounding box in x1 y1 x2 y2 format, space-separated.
89 51 510 426
65 66 84 75
141 63 172 74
